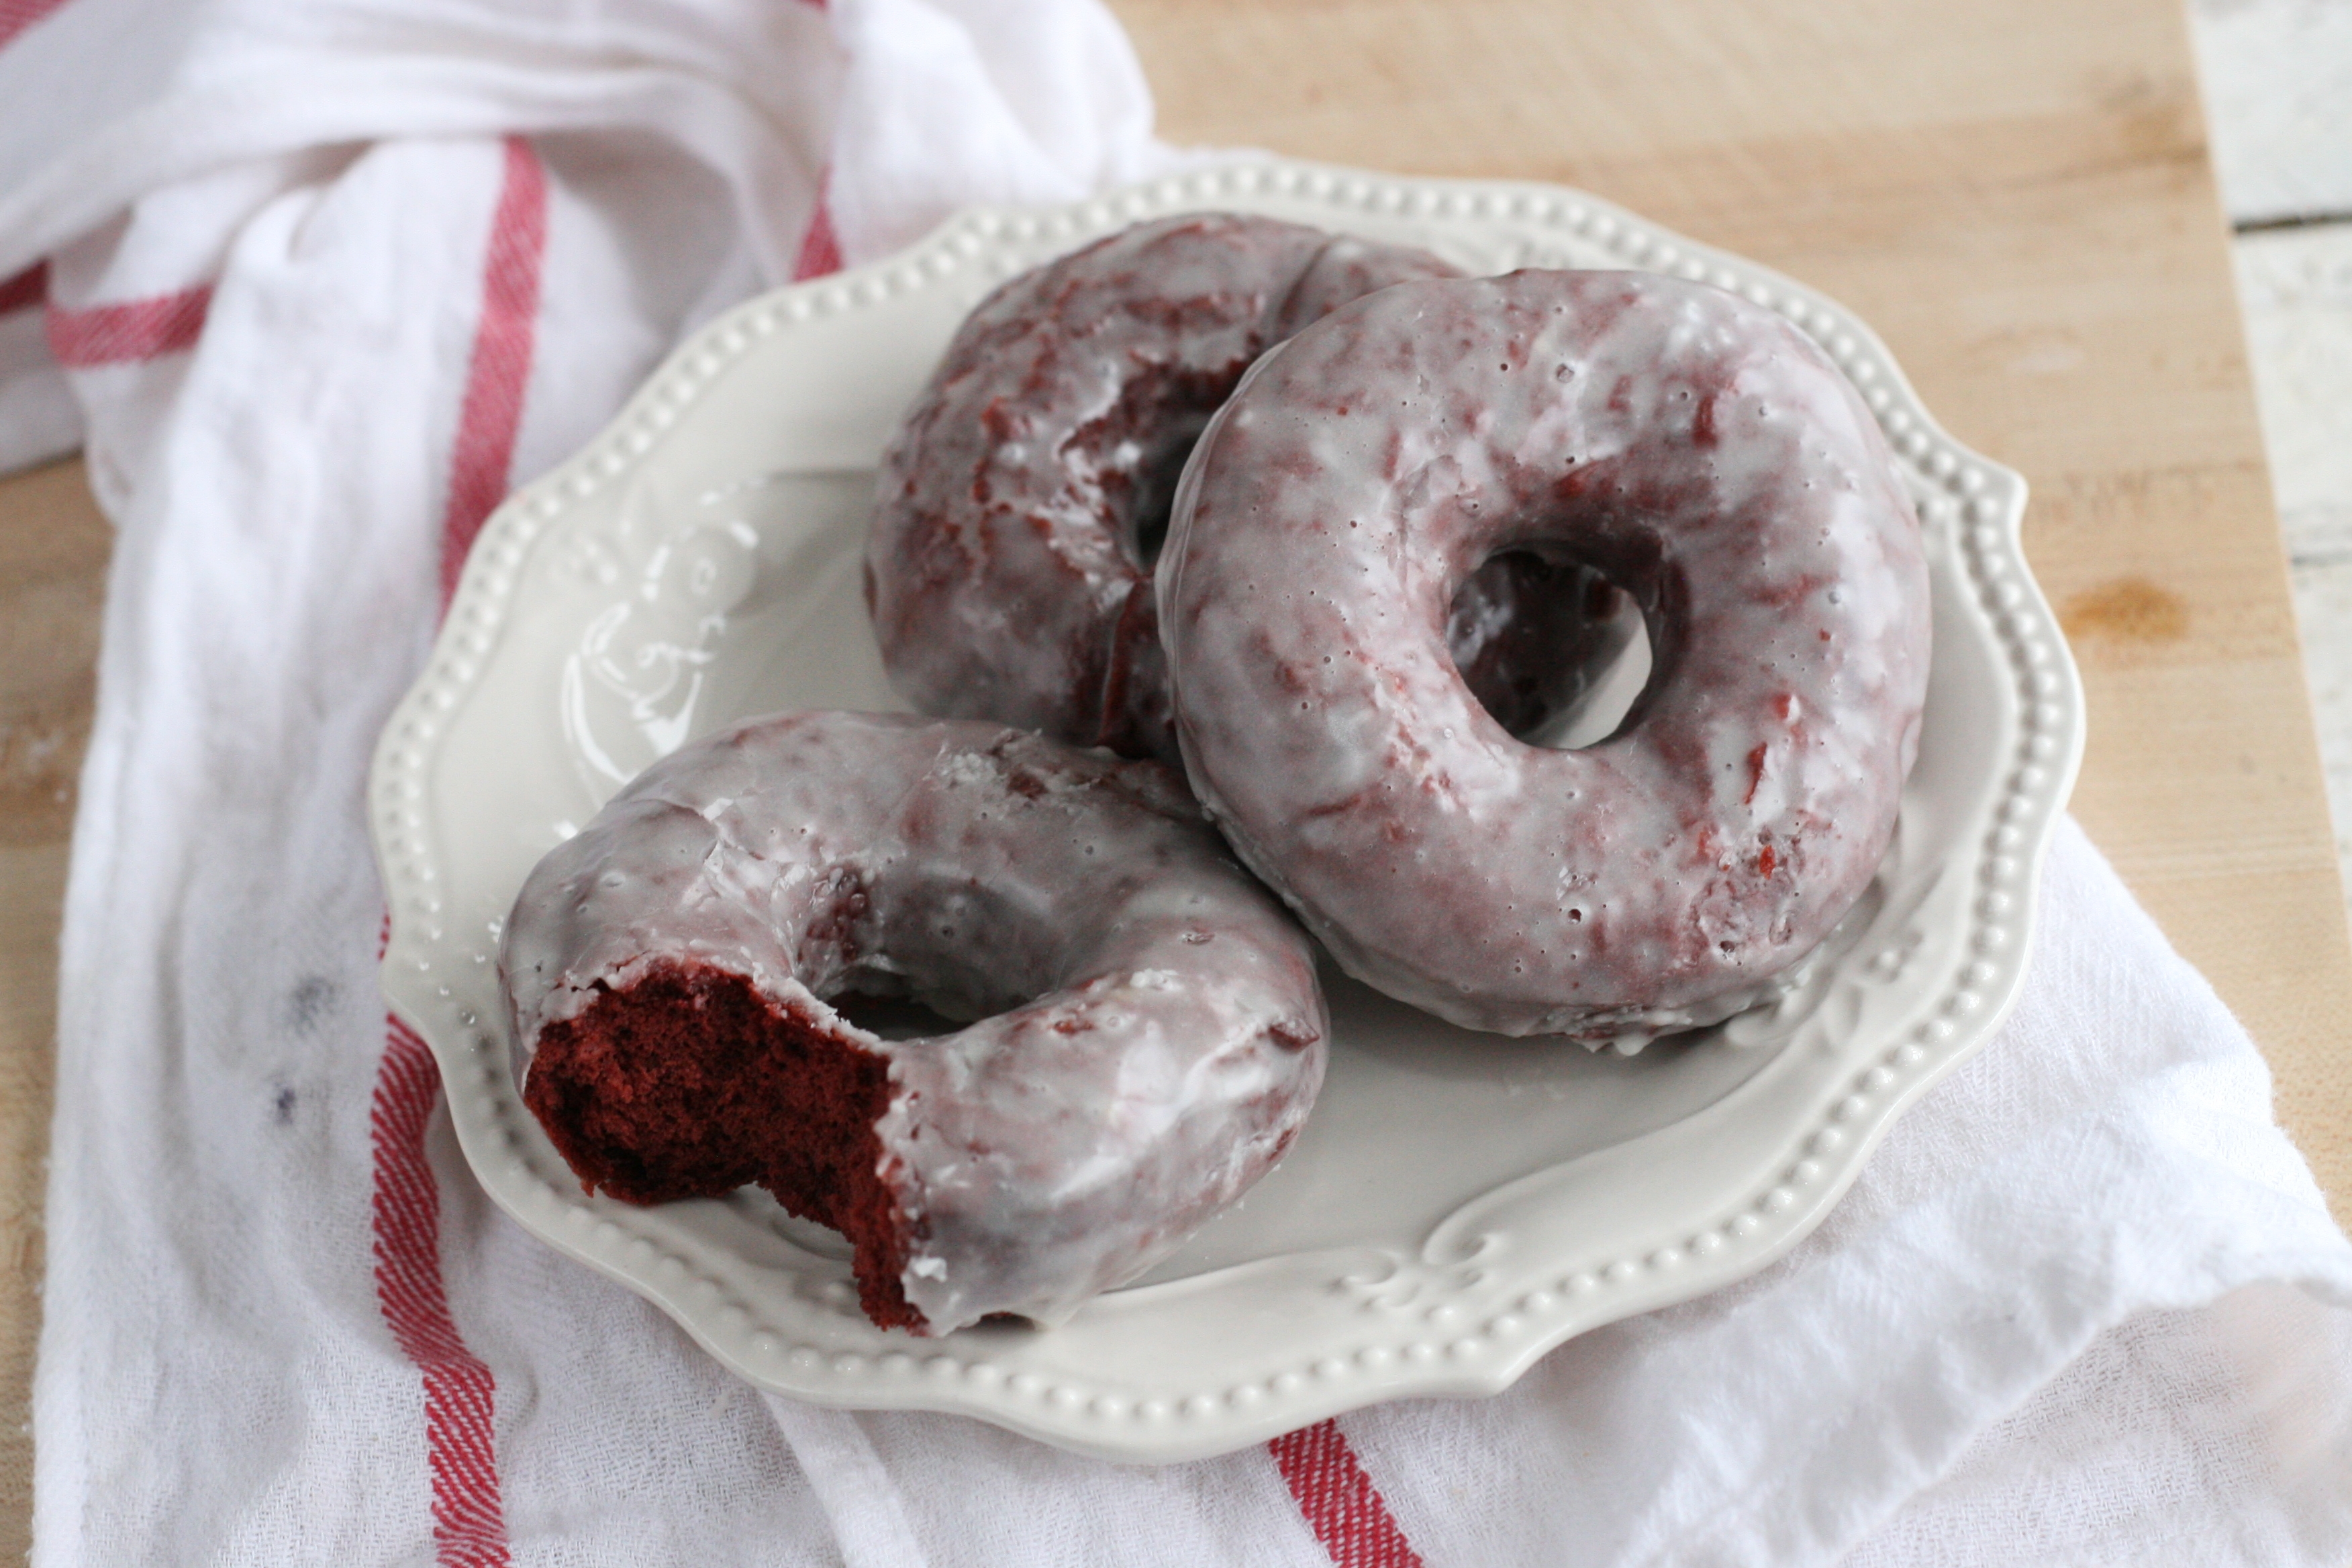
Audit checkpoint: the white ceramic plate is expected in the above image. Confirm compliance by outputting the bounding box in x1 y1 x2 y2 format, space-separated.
371 158 2085 1463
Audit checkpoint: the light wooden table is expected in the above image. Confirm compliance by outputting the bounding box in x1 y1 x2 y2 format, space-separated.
0 0 2344 1553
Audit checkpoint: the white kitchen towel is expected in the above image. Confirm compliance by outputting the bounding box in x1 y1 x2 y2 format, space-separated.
3 1 2350 1564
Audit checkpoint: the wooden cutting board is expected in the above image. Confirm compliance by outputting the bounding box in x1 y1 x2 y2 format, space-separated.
0 0 2343 1551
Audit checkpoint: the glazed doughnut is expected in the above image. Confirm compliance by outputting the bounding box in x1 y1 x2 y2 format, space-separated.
499 712 1327 1334
1159 270 1931 1043
865 213 1459 765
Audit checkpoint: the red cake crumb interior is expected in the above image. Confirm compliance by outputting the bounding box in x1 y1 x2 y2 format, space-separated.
524 963 924 1331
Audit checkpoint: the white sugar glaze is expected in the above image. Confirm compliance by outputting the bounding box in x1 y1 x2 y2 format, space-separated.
501 712 1328 1333
1159 271 1932 1042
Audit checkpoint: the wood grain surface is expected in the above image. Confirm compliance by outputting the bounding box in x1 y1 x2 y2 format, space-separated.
0 456 105 1564
0 0 2343 1551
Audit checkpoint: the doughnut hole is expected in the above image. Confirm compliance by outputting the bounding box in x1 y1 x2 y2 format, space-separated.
828 993 971 1041
1123 407 1214 571
1065 362 1249 573
1447 551 1651 748
845 875 1062 1024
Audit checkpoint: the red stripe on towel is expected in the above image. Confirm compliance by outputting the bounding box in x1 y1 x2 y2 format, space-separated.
367 132 552 1568
0 261 44 315
45 284 211 366
438 134 548 609
1269 1420 1426 1568
0 0 72 50
371 1020 513 1567
791 181 843 281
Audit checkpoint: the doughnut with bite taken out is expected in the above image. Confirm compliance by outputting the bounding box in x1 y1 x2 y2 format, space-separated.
499 712 1327 1335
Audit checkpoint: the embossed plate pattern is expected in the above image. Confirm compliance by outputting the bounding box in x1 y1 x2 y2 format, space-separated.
371 158 2086 1463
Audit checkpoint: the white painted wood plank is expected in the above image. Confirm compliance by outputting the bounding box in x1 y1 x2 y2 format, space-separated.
2233 222 2352 899
2235 226 2352 524
2192 0 2352 222
2287 555 2352 890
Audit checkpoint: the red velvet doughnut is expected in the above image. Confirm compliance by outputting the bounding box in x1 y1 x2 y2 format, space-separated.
1159 271 1932 1044
865 213 1459 765
500 713 1327 1334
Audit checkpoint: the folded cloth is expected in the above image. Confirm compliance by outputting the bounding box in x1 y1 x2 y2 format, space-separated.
3 2 2349 1563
